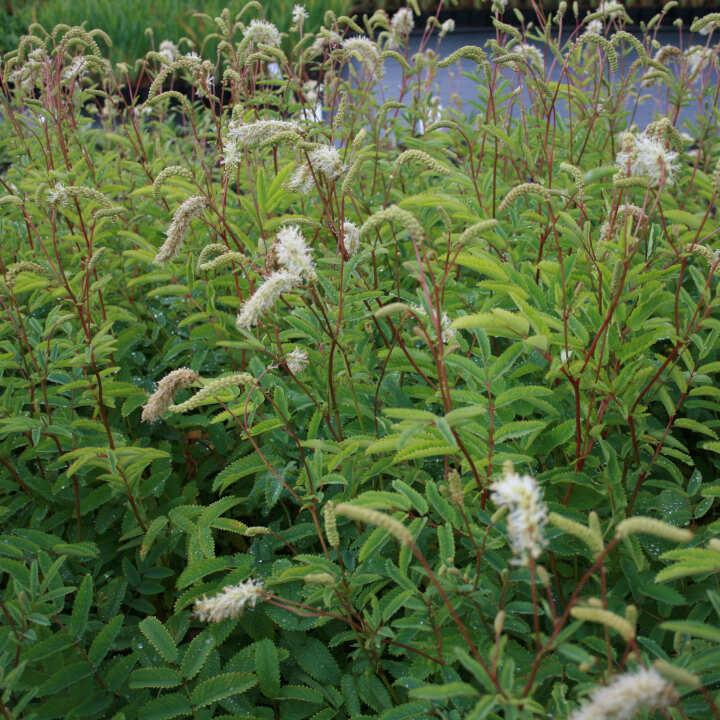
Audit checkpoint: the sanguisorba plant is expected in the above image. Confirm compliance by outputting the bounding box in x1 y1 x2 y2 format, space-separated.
1 1 720 717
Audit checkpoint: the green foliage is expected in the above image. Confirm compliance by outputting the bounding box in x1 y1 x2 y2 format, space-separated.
1 2 720 719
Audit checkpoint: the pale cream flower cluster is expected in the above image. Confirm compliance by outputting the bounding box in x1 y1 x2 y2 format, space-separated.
9 47 49 92
237 225 316 329
286 347 309 374
597 0 625 19
292 4 308 25
236 270 301 330
158 40 180 63
275 226 317 281
342 37 385 79
412 304 457 344
570 668 677 720
243 20 281 48
439 19 455 38
390 8 414 48
288 145 343 194
685 45 715 79
343 221 361 256
141 367 200 423
194 578 265 622
153 195 208 264
490 470 547 564
615 130 678 187
228 118 300 149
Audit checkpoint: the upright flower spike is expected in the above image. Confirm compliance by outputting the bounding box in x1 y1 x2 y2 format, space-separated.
236 270 302 330
569 667 677 720
615 130 678 188
285 347 309 375
194 578 265 622
274 226 316 281
342 37 385 79
242 20 281 48
141 368 200 423
390 8 414 48
490 467 547 565
153 195 208 264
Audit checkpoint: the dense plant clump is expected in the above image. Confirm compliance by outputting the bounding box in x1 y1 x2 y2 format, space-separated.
2 1 720 718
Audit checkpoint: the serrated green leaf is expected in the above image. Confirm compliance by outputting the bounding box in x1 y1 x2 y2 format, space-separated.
255 638 280 698
88 615 123 665
177 557 238 590
129 667 183 689
139 617 178 663
70 574 93 638
661 620 720 643
191 672 257 708
181 632 215 679
140 692 192 720
410 681 480 700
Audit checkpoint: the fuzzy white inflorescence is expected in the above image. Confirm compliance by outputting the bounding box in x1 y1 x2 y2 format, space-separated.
158 40 179 63
584 19 603 35
286 347 309 374
154 195 208 263
390 8 414 47
343 221 361 256
596 0 625 18
227 118 300 148
342 37 384 79
615 131 678 187
141 367 200 423
684 45 714 78
569 668 677 720
275 226 316 281
243 19 281 47
439 19 455 37
288 145 343 194
292 4 308 25
490 470 547 564
412 304 456 344
236 270 301 329
194 578 264 622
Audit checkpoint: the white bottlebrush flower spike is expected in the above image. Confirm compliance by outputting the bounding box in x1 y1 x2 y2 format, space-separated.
439 19 455 37
685 45 714 78
569 668 677 720
412 304 457 344
292 4 308 25
158 40 179 63
228 118 300 148
63 57 88 81
342 37 385 79
698 18 720 36
221 135 240 173
243 19 281 48
596 0 625 18
390 8 414 47
275 225 316 281
286 347 309 374
153 195 208 264
490 469 547 564
48 183 70 207
584 19 603 35
236 270 302 329
516 43 544 71
194 578 264 622
343 221 361 256
615 131 678 187
288 145 343 194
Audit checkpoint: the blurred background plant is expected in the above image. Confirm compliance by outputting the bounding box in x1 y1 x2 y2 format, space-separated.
0 0 350 60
